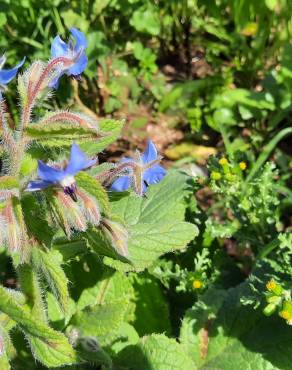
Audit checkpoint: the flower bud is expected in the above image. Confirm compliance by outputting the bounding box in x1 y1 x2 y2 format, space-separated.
211 171 221 180
55 191 87 236
0 199 22 253
101 218 129 257
263 303 277 316
77 189 101 226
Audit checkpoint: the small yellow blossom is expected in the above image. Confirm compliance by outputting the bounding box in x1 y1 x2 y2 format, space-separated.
279 310 291 320
211 171 221 180
266 279 277 292
192 279 202 289
239 161 247 170
219 157 228 166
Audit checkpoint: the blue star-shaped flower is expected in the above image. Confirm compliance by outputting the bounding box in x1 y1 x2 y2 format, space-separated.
27 143 96 201
50 28 88 88
0 54 25 95
111 140 166 195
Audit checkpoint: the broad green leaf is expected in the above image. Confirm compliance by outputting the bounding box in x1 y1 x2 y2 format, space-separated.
110 171 194 224
115 334 196 370
71 302 127 346
180 284 292 370
130 273 171 336
0 285 77 367
110 322 139 354
73 269 135 346
77 269 135 317
52 237 87 261
100 172 198 271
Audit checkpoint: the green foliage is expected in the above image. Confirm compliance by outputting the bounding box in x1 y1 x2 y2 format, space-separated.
180 282 292 370
0 1 291 369
115 334 195 370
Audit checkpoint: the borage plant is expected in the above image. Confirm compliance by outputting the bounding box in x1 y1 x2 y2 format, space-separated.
0 28 198 369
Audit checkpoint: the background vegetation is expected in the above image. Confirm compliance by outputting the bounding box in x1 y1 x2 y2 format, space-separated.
0 0 292 369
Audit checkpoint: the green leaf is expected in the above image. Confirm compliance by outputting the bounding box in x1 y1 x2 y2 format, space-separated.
52 237 87 261
32 249 70 315
77 269 135 316
180 284 292 369
17 264 47 322
101 172 198 271
72 302 127 346
130 5 160 35
0 285 77 367
79 119 124 156
115 334 196 370
46 292 76 329
0 176 19 191
73 269 135 346
130 273 171 336
25 122 102 146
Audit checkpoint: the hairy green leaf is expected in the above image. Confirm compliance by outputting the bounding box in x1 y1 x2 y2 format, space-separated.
99 172 198 271
180 284 292 370
115 334 196 370
0 285 77 367
32 248 70 314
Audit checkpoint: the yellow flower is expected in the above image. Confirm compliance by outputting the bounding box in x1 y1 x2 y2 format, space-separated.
266 279 277 292
192 279 202 289
219 157 228 166
279 310 290 320
239 161 247 170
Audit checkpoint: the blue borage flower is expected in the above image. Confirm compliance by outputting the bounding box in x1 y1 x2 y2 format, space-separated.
0 54 25 95
111 140 166 195
50 28 88 88
26 143 96 201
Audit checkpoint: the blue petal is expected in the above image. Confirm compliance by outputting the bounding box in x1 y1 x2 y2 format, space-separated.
48 71 65 89
26 180 52 191
70 28 87 50
38 160 66 183
0 57 26 85
68 52 88 76
143 164 166 185
51 35 69 58
65 143 96 175
141 140 158 164
111 176 131 191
